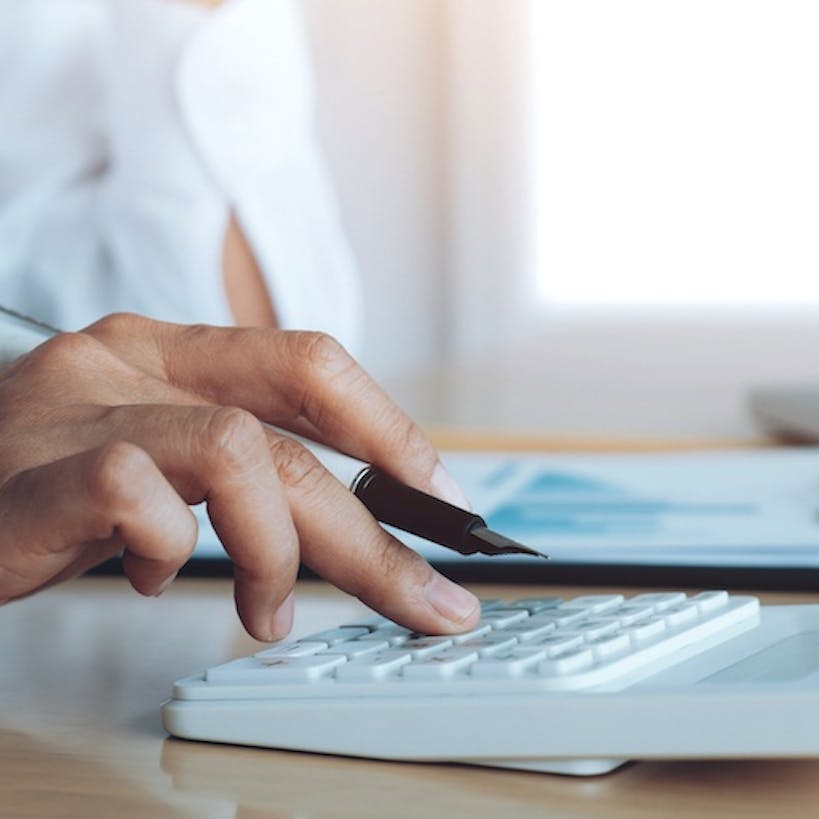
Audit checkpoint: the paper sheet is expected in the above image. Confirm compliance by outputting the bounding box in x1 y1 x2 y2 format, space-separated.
192 448 819 568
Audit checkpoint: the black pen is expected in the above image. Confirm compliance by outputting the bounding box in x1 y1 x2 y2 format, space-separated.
349 465 547 559
312 442 547 558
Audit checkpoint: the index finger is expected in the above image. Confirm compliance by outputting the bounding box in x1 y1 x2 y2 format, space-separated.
86 316 469 507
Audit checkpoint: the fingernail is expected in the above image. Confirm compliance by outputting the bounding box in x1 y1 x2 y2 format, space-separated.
425 574 479 625
154 572 178 597
270 591 295 640
430 462 472 510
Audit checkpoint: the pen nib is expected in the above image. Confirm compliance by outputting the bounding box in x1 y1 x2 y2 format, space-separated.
466 526 548 559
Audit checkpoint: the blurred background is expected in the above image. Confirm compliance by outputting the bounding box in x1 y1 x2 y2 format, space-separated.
303 0 819 438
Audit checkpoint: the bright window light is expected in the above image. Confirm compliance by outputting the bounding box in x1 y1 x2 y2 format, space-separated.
531 1 819 305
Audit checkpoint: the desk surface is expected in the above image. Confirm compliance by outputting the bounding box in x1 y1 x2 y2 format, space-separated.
3 577 819 819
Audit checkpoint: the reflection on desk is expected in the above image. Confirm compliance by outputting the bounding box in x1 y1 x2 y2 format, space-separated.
2 577 819 819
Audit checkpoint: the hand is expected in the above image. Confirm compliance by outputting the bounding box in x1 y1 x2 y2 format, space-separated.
0 314 480 640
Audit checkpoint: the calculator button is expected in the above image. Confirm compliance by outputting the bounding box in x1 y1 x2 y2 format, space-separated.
565 595 625 614
480 599 507 613
608 604 655 626
470 647 547 678
339 614 392 631
365 624 413 646
531 608 589 627
588 632 631 660
402 648 479 679
690 590 729 614
480 609 530 629
401 637 454 659
458 634 519 658
206 654 347 684
449 624 493 644
662 604 700 628
504 621 557 642
260 655 348 682
327 640 390 659
509 596 563 613
629 592 686 612
301 627 370 646
531 634 585 657
254 641 327 662
623 616 667 643
538 647 594 676
335 651 411 681
562 619 621 641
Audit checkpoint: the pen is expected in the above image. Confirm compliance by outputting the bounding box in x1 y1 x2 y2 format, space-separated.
312 443 545 559
350 465 547 559
0 306 546 559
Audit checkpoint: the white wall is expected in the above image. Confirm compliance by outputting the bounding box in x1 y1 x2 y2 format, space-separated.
300 1 819 439
301 0 449 380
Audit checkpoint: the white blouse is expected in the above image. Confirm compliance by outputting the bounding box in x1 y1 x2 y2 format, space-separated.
0 0 362 351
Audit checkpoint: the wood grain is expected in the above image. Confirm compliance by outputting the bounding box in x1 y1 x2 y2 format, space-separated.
3 577 819 818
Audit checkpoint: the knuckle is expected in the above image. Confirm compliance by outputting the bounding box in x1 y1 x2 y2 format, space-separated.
381 412 438 472
30 332 107 371
267 436 325 491
356 538 432 607
293 331 351 376
396 416 434 460
85 311 145 338
201 407 266 473
85 441 153 512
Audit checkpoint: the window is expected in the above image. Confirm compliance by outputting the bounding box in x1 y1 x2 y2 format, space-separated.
531 1 819 306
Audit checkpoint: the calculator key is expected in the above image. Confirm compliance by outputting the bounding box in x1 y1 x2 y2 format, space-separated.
538 647 594 676
623 616 667 643
504 621 557 642
261 655 348 682
401 637 454 659
480 599 507 613
588 632 631 660
335 651 412 681
470 647 547 678
480 609 530 629
509 597 563 614
607 604 655 626
691 590 729 614
366 624 413 646
629 592 686 612
561 619 621 641
531 634 585 657
402 648 480 680
301 627 370 646
254 641 328 662
662 604 700 628
449 624 493 644
206 654 347 684
327 640 390 659
530 607 589 627
565 595 625 614
339 614 392 631
458 634 519 658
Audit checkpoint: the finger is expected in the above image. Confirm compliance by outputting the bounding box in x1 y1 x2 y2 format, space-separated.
98 404 300 640
0 443 197 601
267 435 480 634
87 318 471 508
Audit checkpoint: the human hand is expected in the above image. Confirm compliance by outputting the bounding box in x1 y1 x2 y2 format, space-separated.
0 314 480 640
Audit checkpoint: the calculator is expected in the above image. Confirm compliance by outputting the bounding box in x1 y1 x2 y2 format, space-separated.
162 591 819 775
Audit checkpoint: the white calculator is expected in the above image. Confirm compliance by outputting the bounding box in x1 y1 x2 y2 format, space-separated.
162 591 819 775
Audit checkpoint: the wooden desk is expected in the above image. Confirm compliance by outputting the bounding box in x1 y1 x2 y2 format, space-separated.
3 577 819 818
